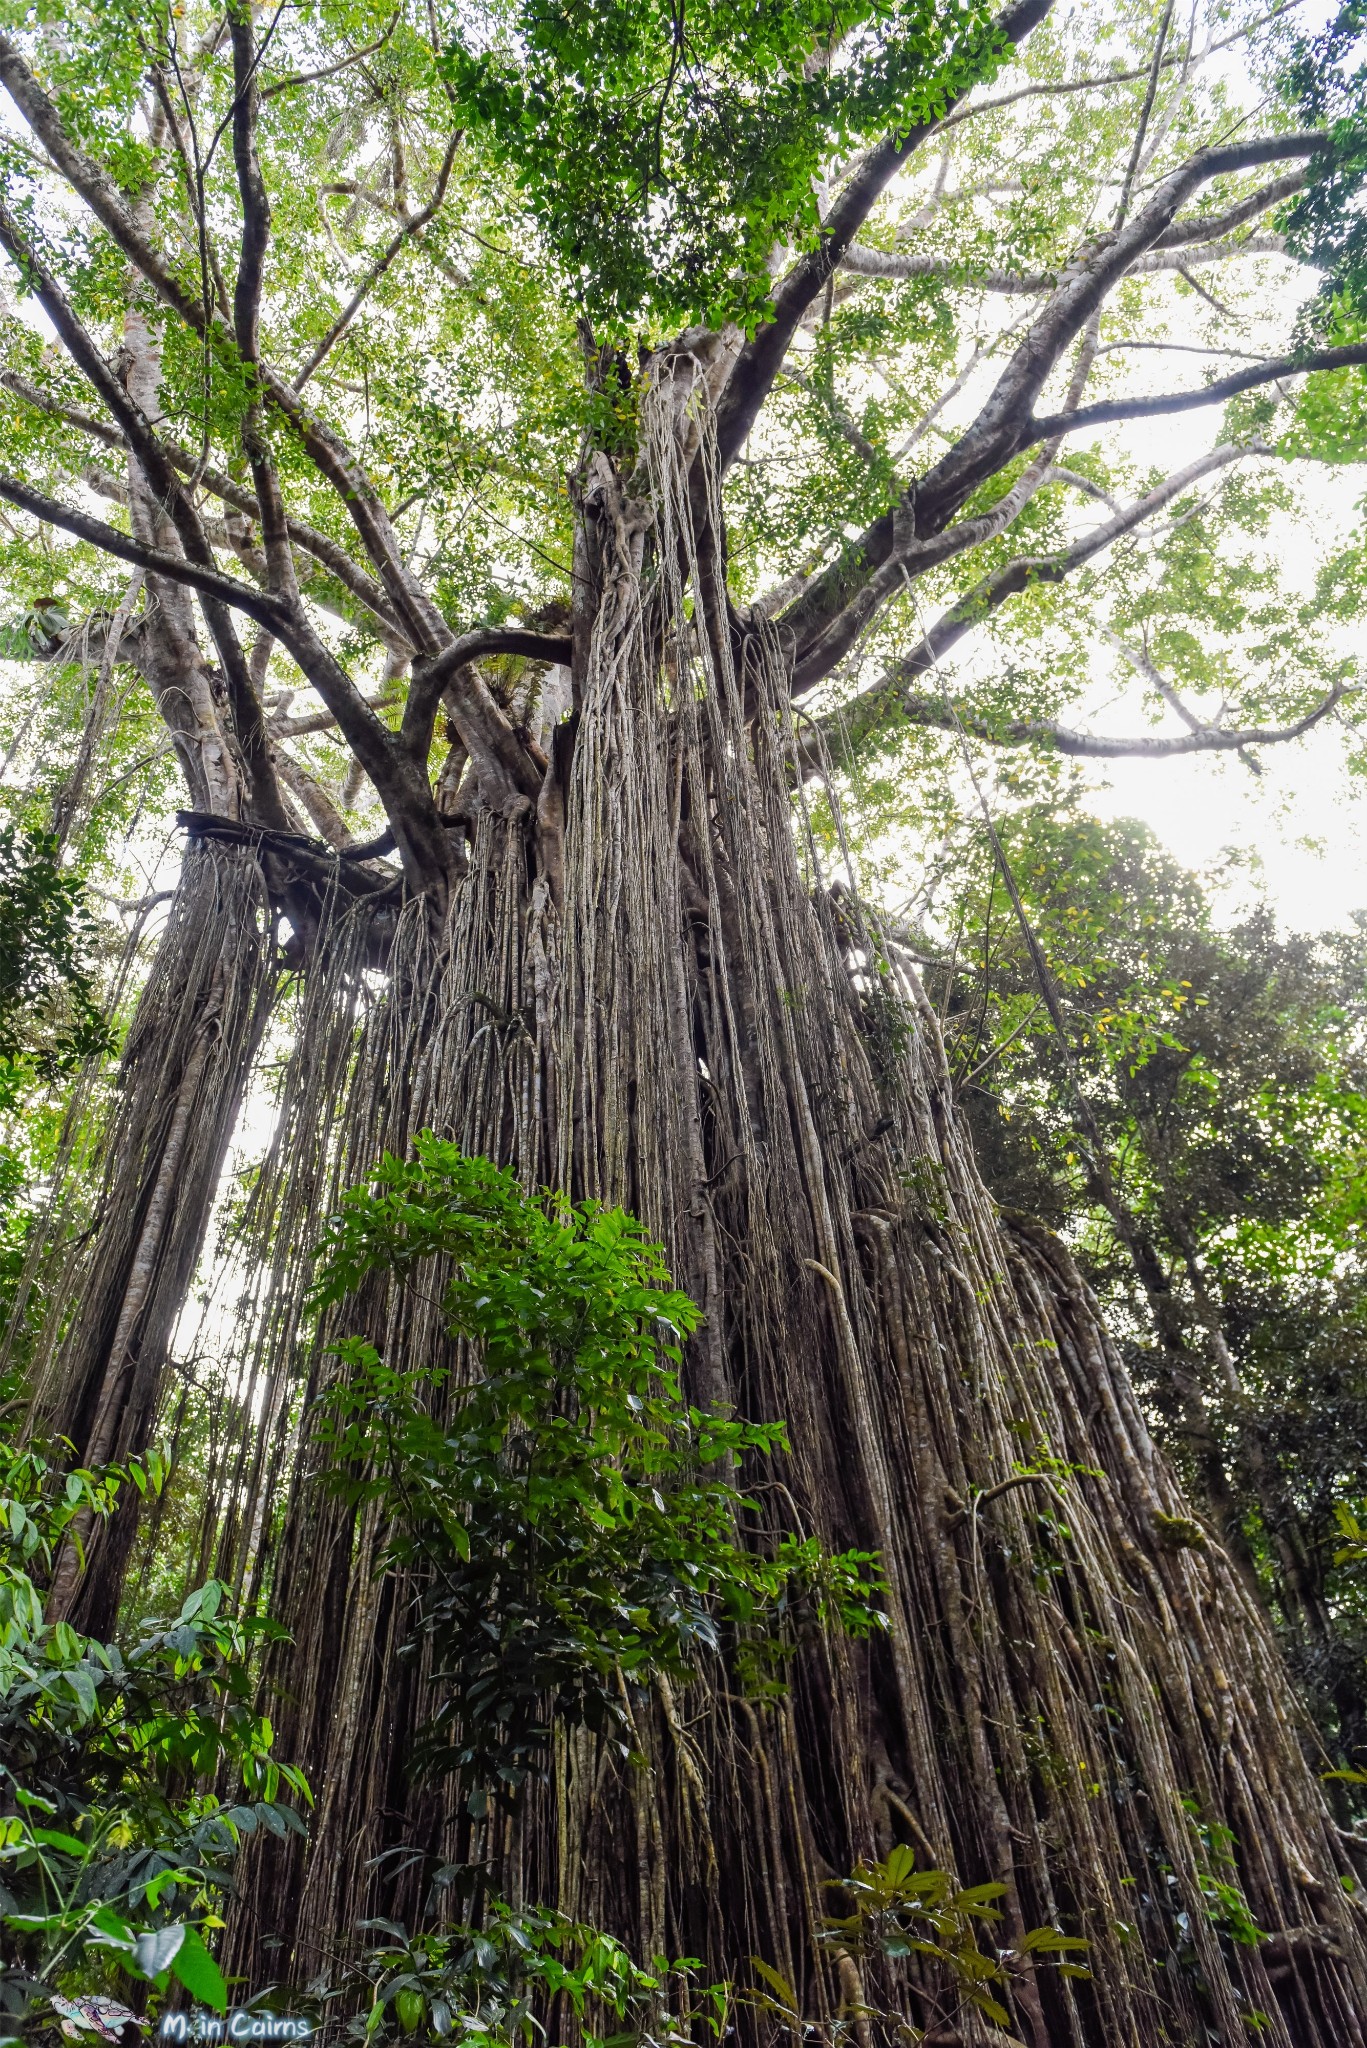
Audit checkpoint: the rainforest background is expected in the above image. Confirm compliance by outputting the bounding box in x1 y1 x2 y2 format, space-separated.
5 0 1367 2042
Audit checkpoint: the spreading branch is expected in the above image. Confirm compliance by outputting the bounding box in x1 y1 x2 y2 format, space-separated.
1027 341 1367 440
810 675 1355 767
793 443 1257 760
764 131 1333 679
710 0 1055 476
0 475 289 629
838 226 1288 290
925 0 1309 138
1 372 412 641
0 29 452 654
915 132 1331 527
403 631 573 767
293 132 461 390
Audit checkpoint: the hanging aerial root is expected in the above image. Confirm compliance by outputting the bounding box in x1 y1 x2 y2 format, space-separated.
17 839 277 1632
206 369 1367 2047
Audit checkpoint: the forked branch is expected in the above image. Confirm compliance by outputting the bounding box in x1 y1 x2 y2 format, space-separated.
711 0 1056 475
765 131 1335 679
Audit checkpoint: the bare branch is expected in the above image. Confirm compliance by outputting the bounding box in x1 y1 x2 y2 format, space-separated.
229 5 297 611
1131 231 1287 273
764 135 1328 678
270 741 353 846
321 178 474 288
1152 169 1307 247
1027 340 1367 441
711 0 1055 475
272 685 402 736
229 9 270 368
1105 631 1207 730
293 133 462 390
1114 0 1175 231
788 443 1060 694
839 242 1047 291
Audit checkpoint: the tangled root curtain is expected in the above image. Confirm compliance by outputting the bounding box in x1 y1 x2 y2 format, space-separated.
26 375 1367 2048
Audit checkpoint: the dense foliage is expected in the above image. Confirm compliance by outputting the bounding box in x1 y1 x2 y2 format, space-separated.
0 1427 307 2038
315 1139 887 1809
904 799 1367 1763
440 0 1006 329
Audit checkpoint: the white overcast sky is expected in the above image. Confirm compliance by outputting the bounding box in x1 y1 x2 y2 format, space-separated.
1061 409 1365 937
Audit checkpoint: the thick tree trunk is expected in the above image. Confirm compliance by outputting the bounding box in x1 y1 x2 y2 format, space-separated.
27 838 276 1635
209 377 1367 2044
16 221 293 1633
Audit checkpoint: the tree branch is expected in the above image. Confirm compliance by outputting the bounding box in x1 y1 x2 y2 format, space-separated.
817 677 1356 767
259 13 398 100
788 443 1060 694
0 371 121 448
778 360 884 462
0 31 451 653
793 444 1254 747
1027 341 1367 441
766 131 1333 667
272 685 402 737
0 370 411 643
0 474 288 629
0 470 447 853
292 132 461 391
1151 169 1307 248
839 226 1288 290
0 198 293 827
229 7 270 368
402 630 572 795
925 0 1310 137
0 31 209 335
914 131 1331 528
711 0 1055 476
228 4 298 612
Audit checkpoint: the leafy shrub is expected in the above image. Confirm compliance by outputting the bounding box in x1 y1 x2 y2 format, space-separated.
327 1903 726 2048
749 1844 1088 2042
314 1137 888 1811
0 1428 307 2038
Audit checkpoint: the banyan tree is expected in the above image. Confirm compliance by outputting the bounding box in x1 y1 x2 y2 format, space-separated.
4 0 1367 2039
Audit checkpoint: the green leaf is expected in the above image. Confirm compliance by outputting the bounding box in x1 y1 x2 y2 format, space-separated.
748 1958 796 2007
31 1828 86 1856
90 1906 136 1949
1021 1927 1089 1953
170 1927 228 2012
